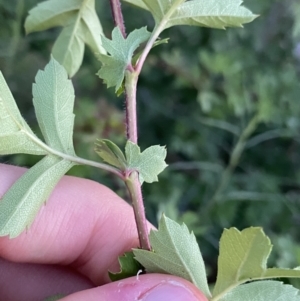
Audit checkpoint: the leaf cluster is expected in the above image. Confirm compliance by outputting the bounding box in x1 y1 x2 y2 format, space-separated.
2 0 300 299
132 216 300 300
96 0 257 92
0 58 76 237
25 0 105 77
124 0 257 29
95 139 167 184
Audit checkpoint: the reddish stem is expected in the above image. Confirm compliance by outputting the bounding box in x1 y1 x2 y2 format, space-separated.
109 0 126 37
109 1 150 250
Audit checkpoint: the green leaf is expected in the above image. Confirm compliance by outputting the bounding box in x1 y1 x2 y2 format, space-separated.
0 156 74 238
95 139 126 170
133 215 211 298
25 0 105 77
132 37 169 65
219 281 300 301
33 57 76 155
213 227 271 297
114 37 169 97
125 141 167 184
0 59 78 238
97 27 151 91
213 227 300 299
122 0 148 11
123 0 258 30
0 72 46 156
263 267 300 279
109 252 144 282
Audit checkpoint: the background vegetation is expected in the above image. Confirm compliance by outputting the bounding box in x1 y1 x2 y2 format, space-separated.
1 0 300 283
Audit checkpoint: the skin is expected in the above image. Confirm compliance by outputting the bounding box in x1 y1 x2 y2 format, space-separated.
0 164 208 301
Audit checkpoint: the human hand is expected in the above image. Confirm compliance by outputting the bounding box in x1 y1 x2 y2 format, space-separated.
0 164 208 301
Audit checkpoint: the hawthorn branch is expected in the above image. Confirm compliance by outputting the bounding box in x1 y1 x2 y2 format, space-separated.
109 0 126 37
108 1 150 250
124 71 151 251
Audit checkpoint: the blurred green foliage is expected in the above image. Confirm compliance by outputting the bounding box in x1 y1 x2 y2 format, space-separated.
1 0 300 282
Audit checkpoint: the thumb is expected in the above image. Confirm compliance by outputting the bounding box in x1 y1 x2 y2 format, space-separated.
61 274 208 301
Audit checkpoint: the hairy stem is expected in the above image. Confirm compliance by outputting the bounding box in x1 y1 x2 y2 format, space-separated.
108 0 150 250
109 0 126 37
22 131 125 180
125 174 151 250
124 71 151 250
109 0 185 250
125 71 138 143
135 0 184 74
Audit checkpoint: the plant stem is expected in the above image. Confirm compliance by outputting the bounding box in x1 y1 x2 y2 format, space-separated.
23 131 125 180
109 0 185 250
204 114 260 213
125 71 138 143
125 174 151 250
124 70 151 250
121 0 184 249
109 0 151 250
135 0 184 75
109 0 126 37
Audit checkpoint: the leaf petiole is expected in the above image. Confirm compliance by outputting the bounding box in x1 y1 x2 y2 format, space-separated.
135 0 185 74
23 129 125 180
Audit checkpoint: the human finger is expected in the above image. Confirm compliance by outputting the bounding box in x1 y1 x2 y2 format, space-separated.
0 257 93 301
60 274 208 301
0 164 143 285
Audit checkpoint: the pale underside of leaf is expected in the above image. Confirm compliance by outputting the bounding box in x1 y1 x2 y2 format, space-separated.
133 215 211 298
0 72 45 155
166 0 258 29
52 22 86 78
25 0 83 32
122 0 148 11
125 141 167 184
33 57 76 155
123 0 257 30
0 156 74 238
25 0 105 77
219 281 300 301
97 27 151 91
97 53 126 90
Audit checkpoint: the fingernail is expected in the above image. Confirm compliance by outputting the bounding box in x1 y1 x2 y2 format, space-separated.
141 281 199 301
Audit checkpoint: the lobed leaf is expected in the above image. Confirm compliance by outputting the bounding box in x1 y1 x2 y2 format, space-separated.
0 156 74 238
25 0 105 77
109 252 144 282
213 227 271 297
213 227 300 299
97 27 151 91
0 59 77 238
125 141 167 184
123 0 258 30
33 57 76 155
95 139 126 170
0 72 46 156
133 215 211 298
219 281 300 301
